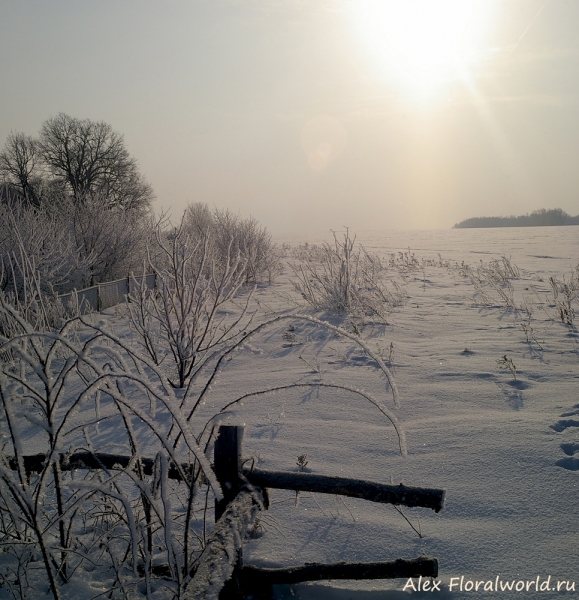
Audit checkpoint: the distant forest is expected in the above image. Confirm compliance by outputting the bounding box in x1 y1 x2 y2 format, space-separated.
454 208 579 228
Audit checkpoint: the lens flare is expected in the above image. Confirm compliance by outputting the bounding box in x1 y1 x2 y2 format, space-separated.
301 115 348 171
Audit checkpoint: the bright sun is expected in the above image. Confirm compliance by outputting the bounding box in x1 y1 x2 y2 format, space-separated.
347 0 495 104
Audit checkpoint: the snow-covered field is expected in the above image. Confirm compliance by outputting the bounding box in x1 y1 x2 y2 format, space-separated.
2 226 578 599
244 226 579 599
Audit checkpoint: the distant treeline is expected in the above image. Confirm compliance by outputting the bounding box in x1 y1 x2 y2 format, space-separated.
454 208 579 229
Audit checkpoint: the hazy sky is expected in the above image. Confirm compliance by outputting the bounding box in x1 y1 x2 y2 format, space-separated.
2 0 579 235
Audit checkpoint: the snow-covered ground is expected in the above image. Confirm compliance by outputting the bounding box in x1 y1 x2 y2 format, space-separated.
2 226 578 599
241 226 579 599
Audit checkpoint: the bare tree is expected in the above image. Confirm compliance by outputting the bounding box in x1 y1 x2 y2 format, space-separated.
0 132 43 205
38 113 154 210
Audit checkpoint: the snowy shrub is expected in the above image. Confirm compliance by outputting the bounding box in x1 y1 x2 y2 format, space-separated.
387 248 421 271
482 256 520 282
461 256 526 310
0 212 406 597
68 193 152 287
0 204 91 339
0 198 90 297
0 254 65 340
0 194 152 337
289 229 404 319
182 203 283 284
0 192 152 295
127 215 255 389
0 305 221 599
288 242 328 263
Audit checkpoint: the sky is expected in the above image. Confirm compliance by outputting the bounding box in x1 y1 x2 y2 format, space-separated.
1 0 579 235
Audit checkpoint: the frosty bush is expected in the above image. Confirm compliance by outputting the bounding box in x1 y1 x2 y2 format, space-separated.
0 203 91 339
0 194 153 338
0 305 220 599
127 206 282 389
0 212 406 598
182 203 283 284
0 198 90 297
0 253 66 340
461 256 525 310
68 193 152 287
127 215 255 389
0 191 153 294
290 229 404 319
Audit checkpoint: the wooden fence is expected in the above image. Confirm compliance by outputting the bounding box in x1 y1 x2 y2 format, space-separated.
12 425 445 599
197 425 445 599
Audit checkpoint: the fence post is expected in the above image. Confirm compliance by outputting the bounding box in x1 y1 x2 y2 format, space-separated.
214 425 246 599
214 425 244 521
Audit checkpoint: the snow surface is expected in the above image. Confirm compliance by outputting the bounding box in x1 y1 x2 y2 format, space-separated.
3 226 578 599
241 226 579 599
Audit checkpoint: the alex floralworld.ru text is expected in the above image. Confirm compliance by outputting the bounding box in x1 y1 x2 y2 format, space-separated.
403 575 576 592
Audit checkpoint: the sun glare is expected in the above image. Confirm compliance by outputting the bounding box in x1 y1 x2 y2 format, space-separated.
348 0 495 104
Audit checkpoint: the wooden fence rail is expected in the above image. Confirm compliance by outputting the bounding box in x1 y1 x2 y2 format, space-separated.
183 485 266 600
244 468 445 512
10 452 445 514
239 557 439 586
57 273 156 313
